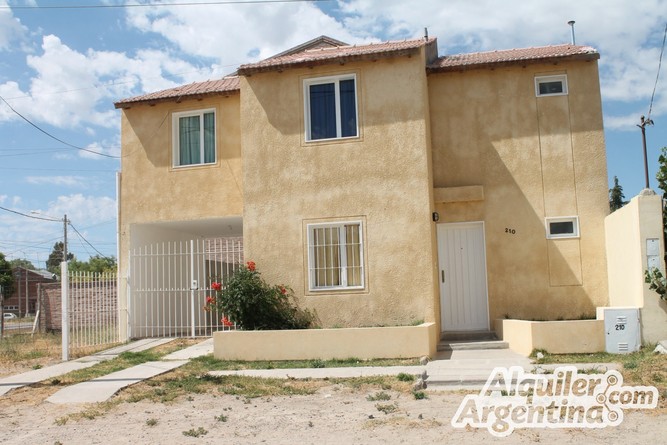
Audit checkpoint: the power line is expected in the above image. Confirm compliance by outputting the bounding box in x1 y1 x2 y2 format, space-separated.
69 223 114 259
0 206 61 222
3 0 330 10
647 23 667 121
0 167 116 172
0 95 120 159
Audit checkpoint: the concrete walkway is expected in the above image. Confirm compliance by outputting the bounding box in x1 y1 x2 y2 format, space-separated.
0 338 174 397
2 338 625 404
208 348 537 390
45 339 214 404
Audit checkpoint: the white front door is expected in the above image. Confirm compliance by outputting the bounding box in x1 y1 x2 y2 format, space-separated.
437 222 489 331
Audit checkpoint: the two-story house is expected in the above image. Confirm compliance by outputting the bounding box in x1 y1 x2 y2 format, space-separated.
114 35 609 341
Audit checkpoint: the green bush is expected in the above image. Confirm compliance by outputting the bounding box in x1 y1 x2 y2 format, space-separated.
206 261 317 330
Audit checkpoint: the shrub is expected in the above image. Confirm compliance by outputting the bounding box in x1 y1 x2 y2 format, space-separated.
645 268 667 301
206 261 317 330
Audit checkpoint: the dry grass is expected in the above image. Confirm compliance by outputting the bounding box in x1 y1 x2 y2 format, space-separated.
533 345 667 411
0 332 62 377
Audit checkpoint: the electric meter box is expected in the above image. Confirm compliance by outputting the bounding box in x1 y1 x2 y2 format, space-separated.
601 307 641 354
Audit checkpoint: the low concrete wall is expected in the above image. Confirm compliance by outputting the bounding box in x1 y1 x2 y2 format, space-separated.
496 319 605 356
213 322 437 361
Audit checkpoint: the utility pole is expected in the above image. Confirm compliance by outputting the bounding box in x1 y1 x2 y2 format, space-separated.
61 214 69 361
63 214 68 262
638 115 654 190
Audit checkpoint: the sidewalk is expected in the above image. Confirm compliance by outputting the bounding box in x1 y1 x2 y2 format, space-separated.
0 338 174 397
208 348 537 390
46 338 214 404
1 339 624 404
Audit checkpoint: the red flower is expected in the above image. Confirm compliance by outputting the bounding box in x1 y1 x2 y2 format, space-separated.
279 286 287 295
206 296 216 304
246 261 256 272
221 316 234 327
211 282 222 291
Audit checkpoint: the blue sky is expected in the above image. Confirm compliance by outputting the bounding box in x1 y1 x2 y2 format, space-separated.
0 0 666 268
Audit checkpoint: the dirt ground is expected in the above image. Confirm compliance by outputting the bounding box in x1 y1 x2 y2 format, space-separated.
0 383 664 444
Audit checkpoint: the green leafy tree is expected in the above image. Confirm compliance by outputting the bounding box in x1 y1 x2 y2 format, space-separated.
9 258 36 270
608 176 627 212
0 252 15 300
46 242 74 276
69 255 117 274
656 147 667 248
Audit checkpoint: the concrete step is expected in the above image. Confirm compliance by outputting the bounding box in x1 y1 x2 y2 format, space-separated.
441 330 498 341
437 340 509 351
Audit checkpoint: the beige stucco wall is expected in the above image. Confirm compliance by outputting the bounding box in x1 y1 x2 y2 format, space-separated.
117 95 243 339
240 50 438 328
605 193 667 343
213 323 437 360
496 319 605 356
429 60 609 323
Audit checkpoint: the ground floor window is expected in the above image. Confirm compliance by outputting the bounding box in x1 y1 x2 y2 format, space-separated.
307 221 364 291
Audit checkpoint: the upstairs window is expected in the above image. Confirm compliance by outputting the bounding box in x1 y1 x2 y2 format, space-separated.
173 109 216 167
304 74 358 141
535 75 568 97
307 221 364 290
545 216 579 239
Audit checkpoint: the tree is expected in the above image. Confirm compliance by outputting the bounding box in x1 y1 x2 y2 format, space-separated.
69 255 117 274
9 258 36 270
656 147 667 246
46 242 74 275
0 252 14 300
608 176 627 212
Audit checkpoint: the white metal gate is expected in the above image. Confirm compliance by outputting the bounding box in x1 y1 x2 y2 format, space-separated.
437 222 490 331
67 271 119 356
128 237 243 338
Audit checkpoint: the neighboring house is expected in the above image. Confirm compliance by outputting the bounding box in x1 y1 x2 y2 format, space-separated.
114 34 609 339
4 267 56 315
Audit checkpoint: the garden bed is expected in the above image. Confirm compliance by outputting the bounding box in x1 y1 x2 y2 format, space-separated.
495 318 605 356
213 322 437 361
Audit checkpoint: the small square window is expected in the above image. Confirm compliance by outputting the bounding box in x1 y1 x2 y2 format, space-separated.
535 75 568 97
304 75 358 141
172 109 216 167
307 221 364 291
546 216 579 239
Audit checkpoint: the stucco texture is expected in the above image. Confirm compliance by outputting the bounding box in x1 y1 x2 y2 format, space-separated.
429 60 609 322
240 51 438 328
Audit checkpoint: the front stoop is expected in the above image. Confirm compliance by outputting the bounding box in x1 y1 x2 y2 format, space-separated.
438 330 508 351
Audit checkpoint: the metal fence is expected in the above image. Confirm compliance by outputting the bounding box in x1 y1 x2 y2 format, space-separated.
67 271 118 355
128 237 243 338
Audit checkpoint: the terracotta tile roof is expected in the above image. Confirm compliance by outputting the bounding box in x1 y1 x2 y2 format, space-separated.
428 44 599 73
114 76 240 108
237 38 435 75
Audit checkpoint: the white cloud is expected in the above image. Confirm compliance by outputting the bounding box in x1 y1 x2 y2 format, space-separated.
46 194 116 226
25 176 86 187
0 0 28 51
0 34 215 130
125 0 363 66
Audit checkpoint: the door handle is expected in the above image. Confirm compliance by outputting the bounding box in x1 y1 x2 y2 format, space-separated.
441 270 445 283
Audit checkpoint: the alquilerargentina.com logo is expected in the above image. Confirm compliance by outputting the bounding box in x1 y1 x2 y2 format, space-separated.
451 365 659 437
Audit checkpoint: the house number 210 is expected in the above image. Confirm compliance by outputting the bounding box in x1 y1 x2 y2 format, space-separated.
505 228 516 235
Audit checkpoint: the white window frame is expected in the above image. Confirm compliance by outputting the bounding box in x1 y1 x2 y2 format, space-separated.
306 221 365 291
545 216 579 239
172 108 216 167
535 74 568 97
304 74 359 142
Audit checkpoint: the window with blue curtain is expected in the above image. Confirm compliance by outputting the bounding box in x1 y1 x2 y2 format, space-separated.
174 110 216 166
306 75 357 141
